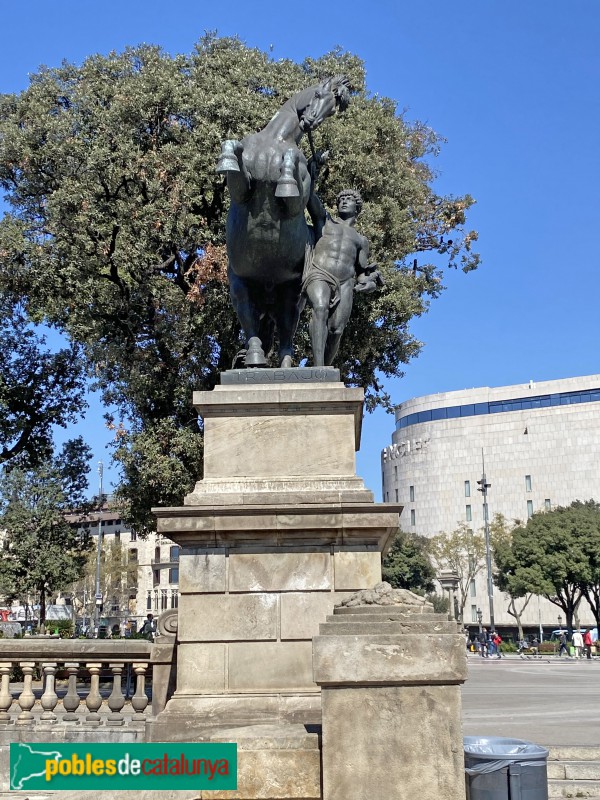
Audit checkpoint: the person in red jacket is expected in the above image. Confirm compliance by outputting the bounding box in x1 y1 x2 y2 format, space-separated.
583 629 593 660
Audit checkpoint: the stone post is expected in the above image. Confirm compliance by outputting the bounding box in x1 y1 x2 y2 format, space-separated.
313 584 468 800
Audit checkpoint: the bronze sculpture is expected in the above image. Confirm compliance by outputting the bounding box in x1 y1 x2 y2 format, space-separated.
303 188 383 366
216 77 350 368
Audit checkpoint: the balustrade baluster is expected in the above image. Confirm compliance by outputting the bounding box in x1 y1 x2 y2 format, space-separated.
0 663 14 724
40 662 59 723
62 662 81 723
131 662 149 716
85 662 103 726
107 663 125 726
16 661 36 725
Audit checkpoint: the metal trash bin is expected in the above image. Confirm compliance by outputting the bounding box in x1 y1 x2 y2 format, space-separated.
464 736 549 800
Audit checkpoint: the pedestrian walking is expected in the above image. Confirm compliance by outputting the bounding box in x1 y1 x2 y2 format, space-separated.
478 627 488 658
492 632 503 659
583 629 593 659
558 631 569 658
572 630 584 659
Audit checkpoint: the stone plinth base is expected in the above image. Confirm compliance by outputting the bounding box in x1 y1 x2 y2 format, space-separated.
313 604 467 800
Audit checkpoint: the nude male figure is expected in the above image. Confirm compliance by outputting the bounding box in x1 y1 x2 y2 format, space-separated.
303 188 382 366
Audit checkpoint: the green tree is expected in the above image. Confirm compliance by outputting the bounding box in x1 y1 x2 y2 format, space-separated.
382 530 435 593
0 299 86 467
0 439 92 623
508 501 600 634
430 524 486 621
490 512 532 641
0 36 479 532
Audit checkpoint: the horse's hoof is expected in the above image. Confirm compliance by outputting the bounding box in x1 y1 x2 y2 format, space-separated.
216 140 240 174
280 355 293 368
275 179 300 198
245 337 267 367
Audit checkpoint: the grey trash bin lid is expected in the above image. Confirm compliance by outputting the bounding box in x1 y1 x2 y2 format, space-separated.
464 736 548 762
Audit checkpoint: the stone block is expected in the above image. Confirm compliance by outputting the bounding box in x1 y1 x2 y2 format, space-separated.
281 593 351 639
229 552 331 592
178 548 226 593
178 595 278 642
208 724 321 799
333 550 381 590
313 633 467 685
176 643 226 693
321 685 465 800
204 413 356 480
229 642 315 691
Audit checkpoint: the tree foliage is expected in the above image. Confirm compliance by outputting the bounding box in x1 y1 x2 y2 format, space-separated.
430 524 486 619
0 299 86 467
0 439 92 623
489 512 532 640
382 529 436 593
507 500 600 633
0 36 479 531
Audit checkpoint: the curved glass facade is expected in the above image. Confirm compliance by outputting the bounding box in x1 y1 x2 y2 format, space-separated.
396 387 600 430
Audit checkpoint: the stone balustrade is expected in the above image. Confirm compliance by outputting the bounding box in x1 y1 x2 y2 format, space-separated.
0 638 153 737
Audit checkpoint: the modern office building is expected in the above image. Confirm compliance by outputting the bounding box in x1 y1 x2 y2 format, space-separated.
381 374 600 630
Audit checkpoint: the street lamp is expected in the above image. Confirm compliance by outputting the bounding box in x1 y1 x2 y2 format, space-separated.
477 450 495 632
477 607 483 634
94 461 104 634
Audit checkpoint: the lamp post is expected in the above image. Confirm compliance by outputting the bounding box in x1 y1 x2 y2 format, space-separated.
477 451 495 632
477 607 483 634
94 461 104 634
558 614 562 631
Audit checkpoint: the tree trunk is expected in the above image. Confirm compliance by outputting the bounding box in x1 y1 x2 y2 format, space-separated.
39 585 46 625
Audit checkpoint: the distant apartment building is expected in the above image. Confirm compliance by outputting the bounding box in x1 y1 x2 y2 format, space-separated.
66 501 179 630
381 374 600 629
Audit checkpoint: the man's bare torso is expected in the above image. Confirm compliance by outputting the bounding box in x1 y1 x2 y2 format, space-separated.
312 216 366 283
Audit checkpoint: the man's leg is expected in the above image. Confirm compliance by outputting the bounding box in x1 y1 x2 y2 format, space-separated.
324 280 354 366
305 280 332 366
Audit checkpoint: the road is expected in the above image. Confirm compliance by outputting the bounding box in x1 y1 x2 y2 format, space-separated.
461 655 600 746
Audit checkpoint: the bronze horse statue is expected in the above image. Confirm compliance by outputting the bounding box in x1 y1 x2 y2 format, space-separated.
216 76 350 367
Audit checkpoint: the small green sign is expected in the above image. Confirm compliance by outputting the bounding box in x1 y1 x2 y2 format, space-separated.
10 742 237 791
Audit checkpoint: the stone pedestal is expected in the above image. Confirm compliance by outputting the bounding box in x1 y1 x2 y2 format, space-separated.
313 604 468 800
147 381 401 746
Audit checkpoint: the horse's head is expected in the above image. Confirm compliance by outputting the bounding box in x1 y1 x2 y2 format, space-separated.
298 76 351 132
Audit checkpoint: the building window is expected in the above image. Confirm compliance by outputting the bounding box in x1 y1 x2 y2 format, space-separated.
115 530 120 542
153 569 160 586
466 505 472 522
410 509 416 526
471 605 478 623
146 591 152 611
464 480 471 497
394 465 398 480
161 589 168 610
409 485 415 502
153 589 159 611
154 546 161 564
171 590 179 609
130 530 137 542
527 500 534 518
545 499 551 511
168 568 179 584
470 579 476 597
170 545 180 562
525 475 532 492
386 492 390 502
395 489 399 502
129 548 138 562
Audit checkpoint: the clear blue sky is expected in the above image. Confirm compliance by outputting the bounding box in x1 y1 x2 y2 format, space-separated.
2 2 599 499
